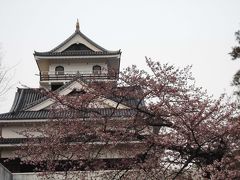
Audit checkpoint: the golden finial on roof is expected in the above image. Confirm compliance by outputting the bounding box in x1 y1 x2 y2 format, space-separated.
76 19 80 32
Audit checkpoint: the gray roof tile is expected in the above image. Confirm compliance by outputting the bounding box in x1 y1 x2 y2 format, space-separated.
34 31 121 56
34 50 121 57
10 88 45 112
0 109 137 120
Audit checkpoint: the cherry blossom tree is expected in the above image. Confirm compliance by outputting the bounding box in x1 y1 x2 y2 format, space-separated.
18 58 240 179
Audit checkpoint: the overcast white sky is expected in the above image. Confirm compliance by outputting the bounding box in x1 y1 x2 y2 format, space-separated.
0 0 240 113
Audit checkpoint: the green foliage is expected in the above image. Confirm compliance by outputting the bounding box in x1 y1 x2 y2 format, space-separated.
230 30 240 97
230 30 240 60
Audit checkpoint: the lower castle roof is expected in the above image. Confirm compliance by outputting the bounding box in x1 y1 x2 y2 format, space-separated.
0 108 137 120
1 78 144 121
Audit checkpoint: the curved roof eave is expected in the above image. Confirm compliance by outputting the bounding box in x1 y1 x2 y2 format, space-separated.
33 50 121 57
34 30 120 55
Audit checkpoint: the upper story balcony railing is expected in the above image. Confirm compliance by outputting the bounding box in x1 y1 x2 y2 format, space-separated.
40 71 118 81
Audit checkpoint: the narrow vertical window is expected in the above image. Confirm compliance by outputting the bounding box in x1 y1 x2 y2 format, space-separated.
92 65 101 75
55 66 64 75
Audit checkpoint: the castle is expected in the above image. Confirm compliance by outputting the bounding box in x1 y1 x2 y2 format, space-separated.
0 21 143 179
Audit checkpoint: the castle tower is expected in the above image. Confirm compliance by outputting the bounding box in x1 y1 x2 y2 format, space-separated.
34 20 121 90
0 22 140 177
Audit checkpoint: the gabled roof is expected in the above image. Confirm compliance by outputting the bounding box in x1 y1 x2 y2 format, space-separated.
3 78 144 121
34 21 121 57
25 79 136 111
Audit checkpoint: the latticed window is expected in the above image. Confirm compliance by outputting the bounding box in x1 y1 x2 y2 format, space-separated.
93 65 101 75
55 66 64 75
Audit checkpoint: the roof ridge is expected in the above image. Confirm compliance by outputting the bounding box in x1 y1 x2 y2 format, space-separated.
9 89 21 113
50 31 77 52
34 30 120 55
22 77 87 111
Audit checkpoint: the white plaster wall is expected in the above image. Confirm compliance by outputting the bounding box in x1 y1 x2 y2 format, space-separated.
1 149 15 158
49 61 108 74
13 173 39 180
2 126 27 138
12 170 148 180
2 126 41 138
12 171 122 180
85 144 142 159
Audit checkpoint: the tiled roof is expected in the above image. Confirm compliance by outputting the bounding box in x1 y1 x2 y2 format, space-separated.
0 110 49 120
12 80 143 112
34 50 121 57
10 88 45 112
0 138 27 144
50 31 108 52
0 109 137 120
4 79 144 120
12 78 85 111
21 78 86 111
107 85 145 108
34 30 121 56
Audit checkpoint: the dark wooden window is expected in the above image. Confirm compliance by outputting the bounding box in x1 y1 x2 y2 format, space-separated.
93 65 101 75
55 66 64 75
51 83 64 91
63 43 93 51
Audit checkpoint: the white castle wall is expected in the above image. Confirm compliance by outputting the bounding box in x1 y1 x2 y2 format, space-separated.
48 61 108 74
2 126 42 138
